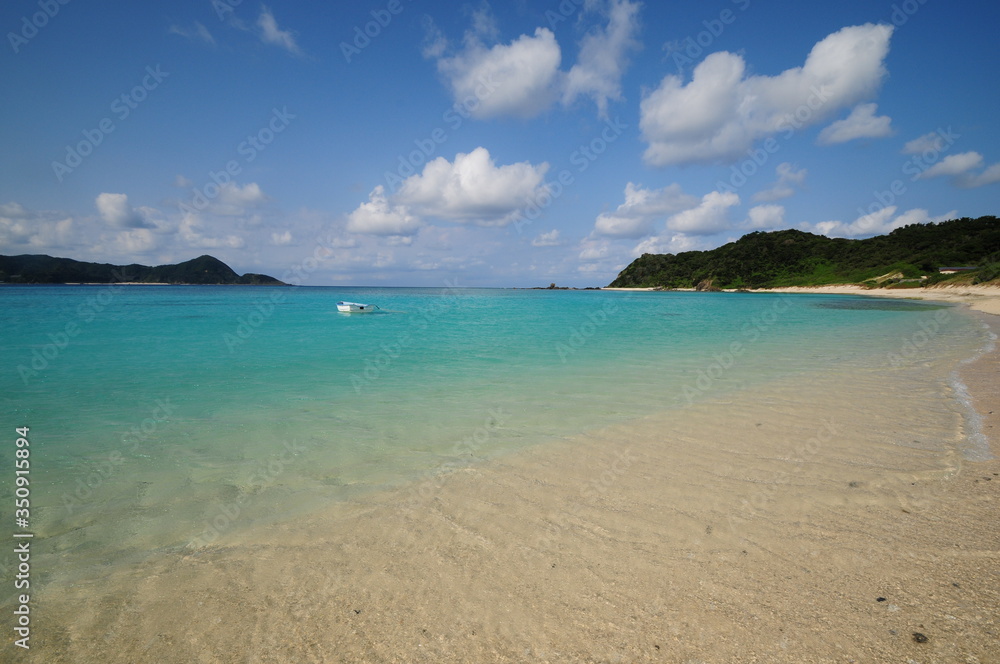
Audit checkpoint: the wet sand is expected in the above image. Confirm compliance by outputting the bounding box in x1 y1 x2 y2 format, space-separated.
28 310 999 663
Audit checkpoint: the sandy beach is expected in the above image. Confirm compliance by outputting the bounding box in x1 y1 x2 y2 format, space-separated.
756 284 1000 317
29 291 999 663
604 283 1000 317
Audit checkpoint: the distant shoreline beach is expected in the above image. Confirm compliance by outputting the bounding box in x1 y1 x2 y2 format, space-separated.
604 283 1000 317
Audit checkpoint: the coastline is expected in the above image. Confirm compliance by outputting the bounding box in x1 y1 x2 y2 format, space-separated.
604 283 1000 317
754 284 1000 317
29 290 999 662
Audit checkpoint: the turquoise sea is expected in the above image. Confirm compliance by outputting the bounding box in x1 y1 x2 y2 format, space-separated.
0 285 992 590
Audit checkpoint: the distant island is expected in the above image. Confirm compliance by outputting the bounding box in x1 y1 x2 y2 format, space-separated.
609 215 1000 290
0 254 285 285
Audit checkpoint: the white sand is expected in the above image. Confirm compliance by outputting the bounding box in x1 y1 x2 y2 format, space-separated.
604 283 1000 316
754 284 1000 317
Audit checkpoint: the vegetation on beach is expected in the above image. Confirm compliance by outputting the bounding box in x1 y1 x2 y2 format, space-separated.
608 216 1000 290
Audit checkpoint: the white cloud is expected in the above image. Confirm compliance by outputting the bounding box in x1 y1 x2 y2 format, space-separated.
437 27 562 119
633 233 700 255
109 228 158 254
956 162 1000 188
0 203 74 249
902 131 946 155
752 162 807 202
917 151 983 179
914 150 1000 189
430 1 641 119
96 193 147 228
594 182 699 238
186 182 268 219
640 23 894 166
257 6 302 55
394 147 549 226
805 207 955 238
346 186 420 237
908 149 1000 188
467 2 500 42
0 202 27 217
817 102 892 145
562 0 642 118
329 237 359 249
174 174 194 188
169 22 214 45
891 208 956 228
270 230 293 246
746 204 785 229
579 240 611 261
420 16 448 59
665 191 740 235
532 229 562 247
179 212 246 249
218 182 267 209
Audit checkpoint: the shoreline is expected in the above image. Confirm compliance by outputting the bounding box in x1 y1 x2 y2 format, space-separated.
753 284 1000 317
604 283 1000 317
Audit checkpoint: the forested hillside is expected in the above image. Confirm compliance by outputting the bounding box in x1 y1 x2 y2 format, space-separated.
608 216 1000 289
0 254 284 285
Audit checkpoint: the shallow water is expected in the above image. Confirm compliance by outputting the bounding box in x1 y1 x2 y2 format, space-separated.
0 285 990 591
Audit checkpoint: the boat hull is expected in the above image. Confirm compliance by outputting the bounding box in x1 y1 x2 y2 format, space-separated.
337 301 376 313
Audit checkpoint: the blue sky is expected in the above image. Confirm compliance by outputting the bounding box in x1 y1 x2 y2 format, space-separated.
1 0 998 286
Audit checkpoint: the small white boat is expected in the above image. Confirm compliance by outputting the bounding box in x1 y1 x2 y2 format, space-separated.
337 301 378 313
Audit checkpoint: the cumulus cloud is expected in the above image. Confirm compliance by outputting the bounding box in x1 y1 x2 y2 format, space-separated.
817 102 892 145
805 207 955 238
270 230 293 246
3 200 165 260
437 27 562 118
579 239 611 261
640 23 894 166
217 182 267 210
752 162 807 202
917 151 983 179
562 0 642 118
257 6 302 55
429 0 640 119
746 204 785 229
665 191 740 235
96 193 148 228
594 182 699 238
346 186 421 237
392 147 549 226
912 151 1000 188
633 233 700 255
0 203 74 249
532 229 562 247
956 162 1000 188
108 228 158 254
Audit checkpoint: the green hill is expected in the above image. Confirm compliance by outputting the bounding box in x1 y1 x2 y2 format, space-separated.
608 216 1000 290
0 254 285 285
